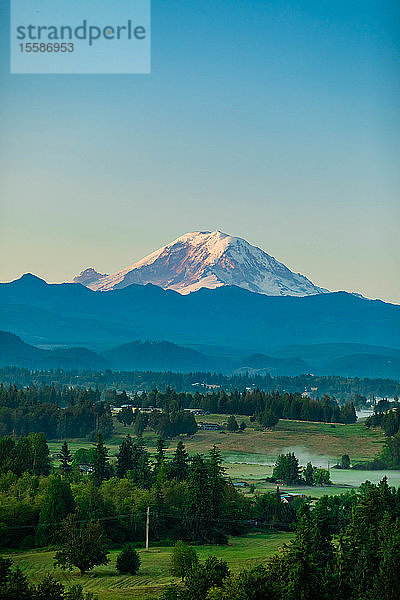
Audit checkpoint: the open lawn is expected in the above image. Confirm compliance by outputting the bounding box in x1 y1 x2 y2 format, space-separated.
5 532 292 600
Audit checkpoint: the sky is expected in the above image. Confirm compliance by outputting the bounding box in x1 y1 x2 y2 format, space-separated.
0 0 399 302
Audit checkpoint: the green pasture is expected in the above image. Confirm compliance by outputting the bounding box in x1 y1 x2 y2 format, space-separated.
5 532 292 600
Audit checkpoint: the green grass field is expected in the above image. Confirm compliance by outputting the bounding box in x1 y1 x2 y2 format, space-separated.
5 532 292 600
49 414 386 463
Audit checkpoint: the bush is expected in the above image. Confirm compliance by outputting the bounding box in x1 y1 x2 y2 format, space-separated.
35 574 64 600
66 584 99 600
116 544 141 575
170 540 199 580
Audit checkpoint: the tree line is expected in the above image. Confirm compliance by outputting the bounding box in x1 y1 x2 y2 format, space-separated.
0 384 113 440
116 387 356 425
0 384 357 448
0 366 398 400
269 452 331 486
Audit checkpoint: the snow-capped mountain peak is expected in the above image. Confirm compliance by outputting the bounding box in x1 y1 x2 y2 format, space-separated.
73 230 328 296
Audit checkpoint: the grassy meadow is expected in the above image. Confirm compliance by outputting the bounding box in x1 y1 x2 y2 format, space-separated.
5 532 292 600
48 413 394 494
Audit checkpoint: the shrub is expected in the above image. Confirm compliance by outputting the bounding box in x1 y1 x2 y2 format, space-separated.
116 544 141 575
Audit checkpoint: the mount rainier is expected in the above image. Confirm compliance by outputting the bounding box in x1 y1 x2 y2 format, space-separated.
73 230 328 297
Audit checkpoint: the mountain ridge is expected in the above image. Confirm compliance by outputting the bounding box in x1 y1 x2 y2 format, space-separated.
0 276 399 360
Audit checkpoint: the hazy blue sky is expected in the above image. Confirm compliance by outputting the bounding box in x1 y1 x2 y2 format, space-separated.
1 1 399 302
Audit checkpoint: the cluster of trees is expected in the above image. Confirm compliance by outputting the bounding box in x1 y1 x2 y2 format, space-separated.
0 432 311 552
117 406 198 438
0 436 250 549
1 366 398 401
255 392 356 425
54 517 141 576
158 478 400 600
0 384 113 440
148 410 198 438
114 387 357 425
366 408 400 437
225 415 246 432
125 388 357 424
0 432 51 476
364 407 400 468
270 453 331 486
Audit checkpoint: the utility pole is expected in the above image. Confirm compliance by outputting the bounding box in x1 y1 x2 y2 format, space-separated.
145 506 150 550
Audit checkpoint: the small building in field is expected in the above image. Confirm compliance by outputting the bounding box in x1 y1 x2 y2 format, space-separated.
198 422 221 431
280 493 306 504
78 464 94 474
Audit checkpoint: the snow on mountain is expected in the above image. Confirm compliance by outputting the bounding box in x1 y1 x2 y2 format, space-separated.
73 230 329 296
73 268 108 287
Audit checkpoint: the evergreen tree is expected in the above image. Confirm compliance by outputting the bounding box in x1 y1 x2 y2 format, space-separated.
184 455 213 542
382 410 400 436
226 415 239 432
155 437 167 473
29 433 51 476
152 484 168 538
117 406 134 427
169 441 189 482
259 408 279 429
58 441 73 474
341 454 350 469
35 574 65 600
92 434 109 486
372 515 400 600
116 544 141 575
304 462 315 486
285 510 334 600
130 438 153 488
116 435 134 478
98 410 114 439
133 412 148 437
273 453 301 485
0 437 16 474
0 557 32 600
208 445 226 523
